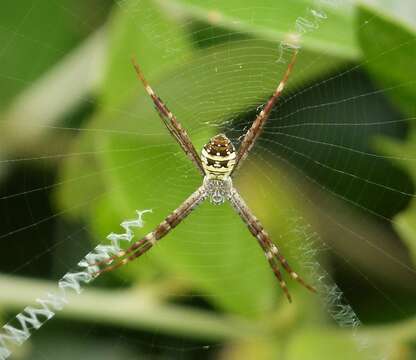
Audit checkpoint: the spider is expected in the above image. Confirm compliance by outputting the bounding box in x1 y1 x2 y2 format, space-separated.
98 49 316 302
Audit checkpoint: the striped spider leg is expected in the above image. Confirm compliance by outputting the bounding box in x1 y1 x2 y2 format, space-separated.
231 49 298 175
131 58 205 176
97 186 206 274
97 49 316 302
229 187 316 302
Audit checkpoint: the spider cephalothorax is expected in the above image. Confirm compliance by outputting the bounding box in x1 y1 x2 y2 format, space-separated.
203 176 232 205
98 50 316 303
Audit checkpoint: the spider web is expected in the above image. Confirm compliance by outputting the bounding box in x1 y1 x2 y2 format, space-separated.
0 0 415 359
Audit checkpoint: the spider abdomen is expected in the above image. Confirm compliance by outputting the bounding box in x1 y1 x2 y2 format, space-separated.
201 134 236 179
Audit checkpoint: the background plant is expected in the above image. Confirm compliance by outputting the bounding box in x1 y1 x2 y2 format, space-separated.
0 0 415 359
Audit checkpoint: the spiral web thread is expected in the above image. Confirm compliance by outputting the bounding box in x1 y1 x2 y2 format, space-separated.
0 209 150 360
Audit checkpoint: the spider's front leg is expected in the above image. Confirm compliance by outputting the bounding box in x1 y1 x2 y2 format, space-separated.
228 187 316 303
95 186 207 275
231 49 298 175
131 57 205 175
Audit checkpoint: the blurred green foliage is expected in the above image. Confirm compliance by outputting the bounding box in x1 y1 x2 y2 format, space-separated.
1 0 416 359
359 3 416 268
0 0 112 108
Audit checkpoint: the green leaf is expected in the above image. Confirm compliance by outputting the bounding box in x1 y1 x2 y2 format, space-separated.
100 0 191 107
376 131 416 266
0 0 109 109
357 3 416 118
396 205 416 266
57 0 191 217
220 338 281 359
359 0 416 29
56 133 104 219
286 328 379 360
362 3 416 266
161 0 359 59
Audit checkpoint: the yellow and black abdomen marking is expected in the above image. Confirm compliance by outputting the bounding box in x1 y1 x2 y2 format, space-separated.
201 134 236 178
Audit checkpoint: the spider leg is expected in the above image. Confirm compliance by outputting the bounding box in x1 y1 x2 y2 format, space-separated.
231 49 298 175
132 57 205 176
228 187 316 303
96 186 207 275
268 242 316 293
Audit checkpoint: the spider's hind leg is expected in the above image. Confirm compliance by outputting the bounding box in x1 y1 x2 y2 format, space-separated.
254 226 317 303
229 187 316 302
261 240 293 303
264 241 317 294
96 237 154 275
93 186 207 276
267 243 317 293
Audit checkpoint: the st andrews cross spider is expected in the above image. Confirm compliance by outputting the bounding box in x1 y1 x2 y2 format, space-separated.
97 50 316 302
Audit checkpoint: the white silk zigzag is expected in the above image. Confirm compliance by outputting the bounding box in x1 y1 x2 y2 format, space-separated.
0 209 151 360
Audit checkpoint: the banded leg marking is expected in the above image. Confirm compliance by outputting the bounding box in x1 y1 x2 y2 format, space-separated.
131 57 205 175
229 187 315 302
232 50 298 175
258 229 316 294
260 232 292 302
97 187 207 275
